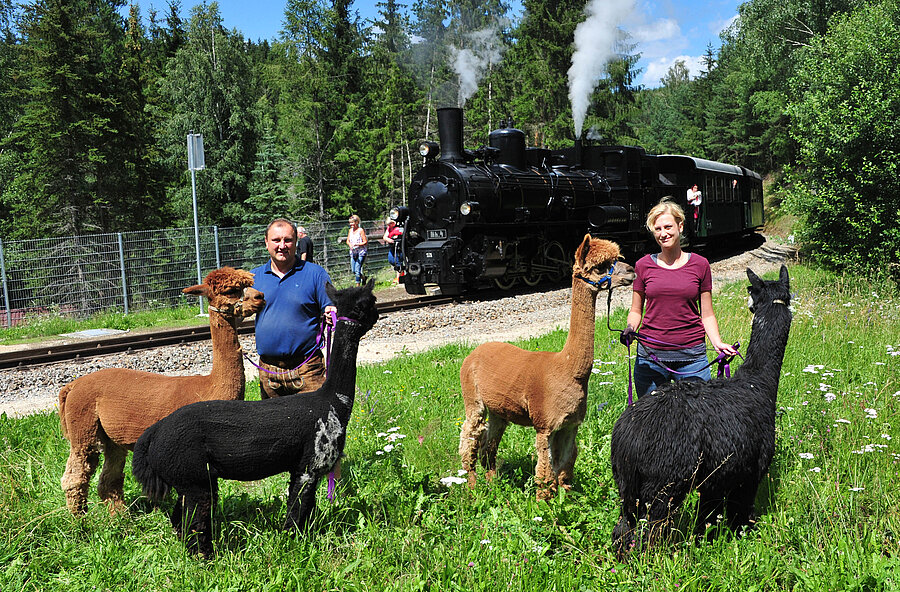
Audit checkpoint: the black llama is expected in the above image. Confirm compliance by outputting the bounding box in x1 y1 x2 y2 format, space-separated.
132 281 378 558
611 265 792 554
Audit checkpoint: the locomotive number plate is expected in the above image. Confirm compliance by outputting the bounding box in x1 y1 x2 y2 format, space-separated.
426 229 447 240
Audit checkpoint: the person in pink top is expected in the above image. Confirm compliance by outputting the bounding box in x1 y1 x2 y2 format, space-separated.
622 198 737 398
341 214 368 286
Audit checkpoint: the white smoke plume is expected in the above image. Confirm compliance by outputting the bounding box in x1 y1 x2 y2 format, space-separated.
451 26 506 107
585 126 604 141
568 0 635 138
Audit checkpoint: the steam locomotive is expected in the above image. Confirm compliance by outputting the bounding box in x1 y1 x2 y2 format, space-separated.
390 107 764 296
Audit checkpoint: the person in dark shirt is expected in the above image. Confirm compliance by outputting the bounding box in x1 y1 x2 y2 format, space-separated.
623 199 736 398
251 218 335 398
297 226 314 263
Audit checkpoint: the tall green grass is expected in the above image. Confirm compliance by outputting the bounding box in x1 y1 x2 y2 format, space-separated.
1 264 898 590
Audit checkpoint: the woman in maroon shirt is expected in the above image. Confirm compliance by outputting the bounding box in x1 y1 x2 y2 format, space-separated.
624 199 737 398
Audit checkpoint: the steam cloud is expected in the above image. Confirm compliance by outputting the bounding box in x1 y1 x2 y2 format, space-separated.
451 26 506 107
568 0 635 138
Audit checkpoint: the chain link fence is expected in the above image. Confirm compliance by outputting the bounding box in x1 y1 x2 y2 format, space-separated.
0 219 394 328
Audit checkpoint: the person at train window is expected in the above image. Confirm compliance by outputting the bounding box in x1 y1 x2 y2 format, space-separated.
621 199 737 399
687 183 702 233
297 225 314 263
382 218 404 284
340 214 369 286
251 218 336 398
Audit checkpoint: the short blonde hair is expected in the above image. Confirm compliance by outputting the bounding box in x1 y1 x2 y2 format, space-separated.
348 214 361 225
646 198 685 232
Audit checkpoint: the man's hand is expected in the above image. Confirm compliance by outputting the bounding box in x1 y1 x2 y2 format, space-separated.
324 305 337 325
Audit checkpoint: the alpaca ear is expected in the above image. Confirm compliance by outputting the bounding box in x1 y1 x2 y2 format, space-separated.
746 268 761 287
182 284 208 297
575 234 591 267
365 278 376 291
779 265 789 287
325 282 337 301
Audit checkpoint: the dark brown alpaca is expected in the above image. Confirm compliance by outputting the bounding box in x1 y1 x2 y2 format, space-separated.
458 235 635 499
58 267 264 515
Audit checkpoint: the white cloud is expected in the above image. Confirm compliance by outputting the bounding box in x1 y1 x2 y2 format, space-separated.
629 18 680 43
641 54 706 88
621 3 741 89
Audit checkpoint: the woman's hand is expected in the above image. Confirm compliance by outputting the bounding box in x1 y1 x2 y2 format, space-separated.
712 340 738 357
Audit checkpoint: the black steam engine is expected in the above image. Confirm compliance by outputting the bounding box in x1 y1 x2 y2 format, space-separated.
391 107 764 296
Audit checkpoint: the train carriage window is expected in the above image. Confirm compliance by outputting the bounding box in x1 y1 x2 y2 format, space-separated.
705 178 715 203
718 177 727 203
658 172 680 186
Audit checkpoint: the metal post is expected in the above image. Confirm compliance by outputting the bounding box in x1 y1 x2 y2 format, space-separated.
213 225 221 268
0 238 11 328
191 168 204 314
188 132 206 315
117 233 129 315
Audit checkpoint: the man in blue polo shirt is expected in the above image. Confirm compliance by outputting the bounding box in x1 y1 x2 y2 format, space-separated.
251 218 336 398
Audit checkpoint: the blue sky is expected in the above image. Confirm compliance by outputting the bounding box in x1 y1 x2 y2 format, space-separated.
127 0 741 88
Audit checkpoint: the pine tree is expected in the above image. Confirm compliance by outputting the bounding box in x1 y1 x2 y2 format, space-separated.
0 0 23 235
583 32 640 145
494 0 583 146
361 0 421 211
277 0 374 220
409 0 450 140
3 0 160 237
154 2 260 228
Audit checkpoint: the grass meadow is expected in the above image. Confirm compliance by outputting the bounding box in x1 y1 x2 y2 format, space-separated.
1 264 898 590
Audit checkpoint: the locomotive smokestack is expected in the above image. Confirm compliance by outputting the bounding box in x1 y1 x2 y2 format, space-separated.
438 107 465 163
574 136 584 168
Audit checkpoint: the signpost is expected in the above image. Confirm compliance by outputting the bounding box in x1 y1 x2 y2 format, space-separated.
187 132 206 314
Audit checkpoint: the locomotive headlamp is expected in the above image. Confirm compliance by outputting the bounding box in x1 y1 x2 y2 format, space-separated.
460 201 480 216
419 141 440 159
390 206 409 224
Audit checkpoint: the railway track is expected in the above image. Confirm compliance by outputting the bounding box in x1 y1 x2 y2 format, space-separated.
1 234 780 372
0 293 459 370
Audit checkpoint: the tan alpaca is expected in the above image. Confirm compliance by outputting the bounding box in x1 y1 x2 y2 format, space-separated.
459 235 634 500
58 267 264 515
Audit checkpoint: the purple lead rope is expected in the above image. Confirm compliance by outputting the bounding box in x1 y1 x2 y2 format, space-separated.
623 334 741 406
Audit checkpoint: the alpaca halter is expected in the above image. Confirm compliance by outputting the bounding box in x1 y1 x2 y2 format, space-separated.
576 263 617 290
207 295 244 317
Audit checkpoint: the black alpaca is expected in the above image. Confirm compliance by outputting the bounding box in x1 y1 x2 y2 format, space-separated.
611 265 791 554
132 280 378 558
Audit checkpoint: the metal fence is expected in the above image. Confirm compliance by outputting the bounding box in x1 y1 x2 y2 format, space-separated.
0 219 394 328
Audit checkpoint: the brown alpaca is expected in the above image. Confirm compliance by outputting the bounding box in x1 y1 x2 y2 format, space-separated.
459 235 635 499
58 267 265 515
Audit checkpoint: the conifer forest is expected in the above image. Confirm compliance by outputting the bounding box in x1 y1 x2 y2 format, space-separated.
0 0 897 276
